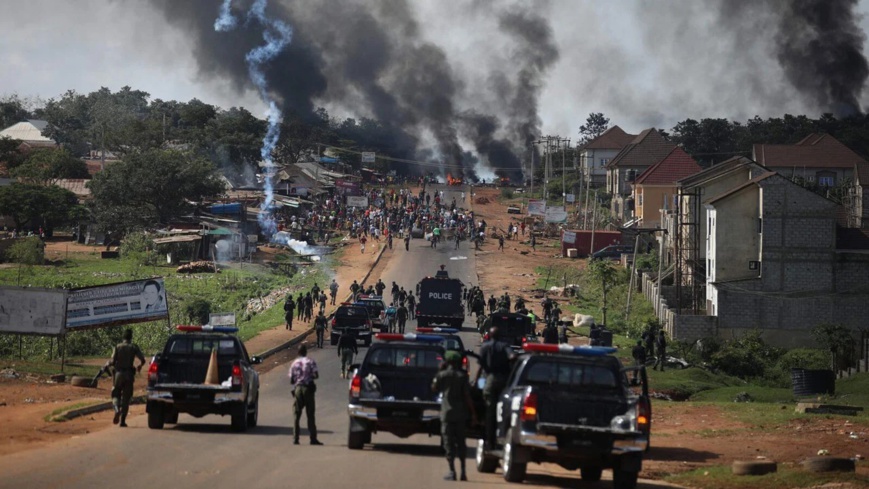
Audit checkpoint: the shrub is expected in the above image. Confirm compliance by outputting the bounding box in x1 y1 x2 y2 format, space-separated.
6 237 44 265
500 187 514 199
183 298 212 325
120 231 158 265
709 330 784 380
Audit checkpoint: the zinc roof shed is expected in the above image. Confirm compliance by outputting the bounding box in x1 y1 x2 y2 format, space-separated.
0 120 55 144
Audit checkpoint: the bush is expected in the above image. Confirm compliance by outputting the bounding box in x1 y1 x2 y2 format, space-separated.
709 330 784 381
182 298 212 325
5 237 44 265
120 232 158 265
500 188 514 199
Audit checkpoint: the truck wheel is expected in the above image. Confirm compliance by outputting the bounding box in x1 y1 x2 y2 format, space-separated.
475 439 498 473
165 408 179 425
612 469 638 489
247 397 259 428
364 336 372 347
331 335 339 346
580 466 602 481
502 429 527 483
231 402 249 432
348 426 367 449
147 402 165 430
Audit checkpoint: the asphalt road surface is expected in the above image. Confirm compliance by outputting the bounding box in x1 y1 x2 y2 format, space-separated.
0 185 681 489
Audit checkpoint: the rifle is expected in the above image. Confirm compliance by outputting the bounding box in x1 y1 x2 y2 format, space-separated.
91 363 114 386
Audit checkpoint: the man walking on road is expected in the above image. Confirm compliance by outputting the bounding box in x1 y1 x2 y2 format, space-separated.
530 233 536 252
432 350 477 481
284 294 295 330
405 234 411 251
478 326 514 450
498 235 504 251
396 303 409 334
289 344 322 445
350 280 360 301
314 311 328 348
329 279 339 305
407 292 416 319
337 330 358 379
109 329 146 427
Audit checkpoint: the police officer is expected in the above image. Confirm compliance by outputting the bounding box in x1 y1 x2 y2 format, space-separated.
478 326 514 450
314 311 328 348
653 330 668 371
289 344 321 445
350 280 361 301
396 303 409 334
543 324 559 344
109 329 146 427
432 350 477 481
284 294 295 330
407 292 416 319
337 330 358 379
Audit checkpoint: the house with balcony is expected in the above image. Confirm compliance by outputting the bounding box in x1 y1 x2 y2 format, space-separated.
631 147 701 226
752 133 863 187
578 125 635 187
605 128 675 223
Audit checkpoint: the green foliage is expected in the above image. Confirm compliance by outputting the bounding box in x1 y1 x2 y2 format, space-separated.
666 462 869 489
119 232 158 266
88 149 224 233
6 237 44 265
578 112 610 145
500 187 514 199
11 148 88 185
0 136 25 171
0 183 83 232
709 330 785 382
634 250 658 270
182 298 212 325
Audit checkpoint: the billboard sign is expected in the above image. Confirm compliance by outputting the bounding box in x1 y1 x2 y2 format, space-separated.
527 199 546 216
562 231 576 244
0 286 67 336
545 206 568 223
565 193 575 203
209 312 236 326
66 278 169 330
361 152 376 163
347 196 369 208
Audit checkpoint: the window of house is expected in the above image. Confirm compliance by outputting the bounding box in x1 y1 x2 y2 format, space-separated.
600 158 609 167
638 193 643 206
818 175 835 186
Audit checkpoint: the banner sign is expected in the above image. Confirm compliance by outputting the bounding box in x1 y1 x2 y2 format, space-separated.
527 199 546 216
334 179 358 189
66 278 169 330
562 231 576 244
209 312 236 326
565 193 575 203
545 206 568 223
0 286 67 336
347 196 369 208
361 152 376 163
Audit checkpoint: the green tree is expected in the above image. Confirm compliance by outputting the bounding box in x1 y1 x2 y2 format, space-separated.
11 148 89 185
88 149 224 234
0 136 24 173
0 183 83 232
586 258 618 327
6 237 44 265
812 323 856 370
0 95 32 130
578 112 610 146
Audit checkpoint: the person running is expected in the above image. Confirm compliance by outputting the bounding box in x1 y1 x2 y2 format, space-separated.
108 329 146 427
337 330 358 379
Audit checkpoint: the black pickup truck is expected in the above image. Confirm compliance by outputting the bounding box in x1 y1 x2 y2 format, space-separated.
146 327 261 432
474 344 650 488
330 303 373 346
479 312 536 349
347 334 445 449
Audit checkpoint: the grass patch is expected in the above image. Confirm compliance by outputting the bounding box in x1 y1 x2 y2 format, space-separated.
665 463 869 489
0 359 102 377
690 385 795 404
44 400 103 422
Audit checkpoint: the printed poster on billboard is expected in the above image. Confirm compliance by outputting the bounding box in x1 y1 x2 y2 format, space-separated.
562 230 577 244
527 199 546 216
545 206 568 223
0 286 67 336
66 278 170 330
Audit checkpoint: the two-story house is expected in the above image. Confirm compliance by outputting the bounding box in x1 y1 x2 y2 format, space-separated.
578 125 635 187
704 172 869 347
606 128 675 223
752 133 864 187
631 147 702 226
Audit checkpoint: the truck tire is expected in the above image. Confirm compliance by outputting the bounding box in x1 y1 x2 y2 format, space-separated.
147 402 165 430
247 397 259 428
802 457 855 473
612 469 638 489
581 466 602 481
364 336 371 347
502 429 527 483
331 334 339 346
231 401 249 432
165 408 179 425
475 439 498 473
348 425 367 450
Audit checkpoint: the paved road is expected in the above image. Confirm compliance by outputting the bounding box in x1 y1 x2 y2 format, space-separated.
0 185 681 489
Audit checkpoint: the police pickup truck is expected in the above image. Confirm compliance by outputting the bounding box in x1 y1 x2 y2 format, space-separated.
354 295 388 332
347 333 446 449
330 303 374 347
474 344 650 488
415 267 464 328
146 325 261 432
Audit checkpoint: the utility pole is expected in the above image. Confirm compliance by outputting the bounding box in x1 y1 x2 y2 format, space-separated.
561 138 569 208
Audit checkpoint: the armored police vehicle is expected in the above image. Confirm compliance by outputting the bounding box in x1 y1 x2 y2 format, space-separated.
415 267 464 328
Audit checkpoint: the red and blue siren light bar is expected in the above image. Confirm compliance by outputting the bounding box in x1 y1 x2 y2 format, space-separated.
176 325 239 333
375 333 444 343
415 327 459 334
523 343 616 356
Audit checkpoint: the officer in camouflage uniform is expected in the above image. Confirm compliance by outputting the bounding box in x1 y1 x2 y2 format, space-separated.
432 350 477 481
109 329 146 427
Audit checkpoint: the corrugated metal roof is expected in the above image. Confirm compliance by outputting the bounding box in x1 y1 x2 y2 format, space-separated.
153 235 203 244
752 133 865 170
0 120 53 142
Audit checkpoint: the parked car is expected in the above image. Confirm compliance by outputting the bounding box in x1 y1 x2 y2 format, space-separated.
591 245 634 260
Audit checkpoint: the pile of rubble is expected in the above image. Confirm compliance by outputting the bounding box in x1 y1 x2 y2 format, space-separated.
245 285 295 315
177 261 219 274
475 196 491 205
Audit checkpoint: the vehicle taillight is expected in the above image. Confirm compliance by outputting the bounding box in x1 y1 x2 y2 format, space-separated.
462 356 468 369
350 374 361 398
637 398 650 427
148 361 158 383
520 392 538 422
331 318 336 327
232 363 242 386
483 333 490 341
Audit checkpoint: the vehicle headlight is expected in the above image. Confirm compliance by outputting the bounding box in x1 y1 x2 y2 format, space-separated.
610 413 637 432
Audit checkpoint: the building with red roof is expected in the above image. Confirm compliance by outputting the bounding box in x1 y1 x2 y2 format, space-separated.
604 128 677 222
752 133 865 187
631 147 701 225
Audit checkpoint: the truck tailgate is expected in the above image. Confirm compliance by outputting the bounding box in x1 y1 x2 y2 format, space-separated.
537 389 626 427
